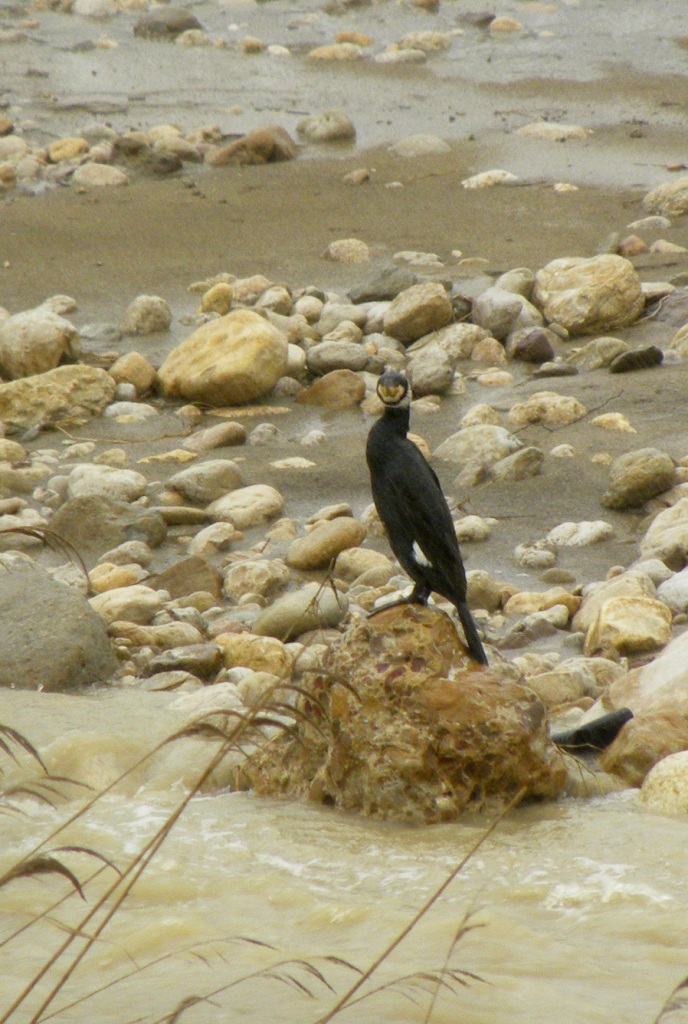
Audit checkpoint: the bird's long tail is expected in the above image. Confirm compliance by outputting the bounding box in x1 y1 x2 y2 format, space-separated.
455 601 488 665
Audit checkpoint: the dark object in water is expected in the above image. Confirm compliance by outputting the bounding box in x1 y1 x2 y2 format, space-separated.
552 707 634 753
609 346 663 373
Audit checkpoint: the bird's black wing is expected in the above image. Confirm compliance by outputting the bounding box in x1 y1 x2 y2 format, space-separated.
368 427 487 663
372 438 464 583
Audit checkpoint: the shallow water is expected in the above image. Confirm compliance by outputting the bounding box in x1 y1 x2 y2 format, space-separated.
1 686 688 1024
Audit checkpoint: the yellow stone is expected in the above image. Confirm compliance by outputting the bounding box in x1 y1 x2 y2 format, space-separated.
504 587 581 617
591 412 636 433
48 137 89 162
93 448 129 467
138 450 198 464
308 42 363 60
334 31 373 45
585 596 672 657
0 439 26 464
476 370 514 387
200 282 234 315
490 16 523 31
157 309 288 406
109 351 157 395
507 391 587 427
90 563 148 593
218 632 292 676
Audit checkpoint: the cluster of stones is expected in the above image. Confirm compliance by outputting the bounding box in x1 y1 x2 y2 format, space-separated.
0 108 363 190
2 229 688 817
0 116 296 192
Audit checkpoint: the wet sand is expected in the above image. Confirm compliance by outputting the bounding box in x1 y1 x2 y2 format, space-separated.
0 146 669 319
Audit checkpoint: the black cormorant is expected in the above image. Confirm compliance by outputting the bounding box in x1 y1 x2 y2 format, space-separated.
366 371 488 665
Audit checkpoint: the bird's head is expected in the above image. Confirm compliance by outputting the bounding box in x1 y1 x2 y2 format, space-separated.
376 371 410 409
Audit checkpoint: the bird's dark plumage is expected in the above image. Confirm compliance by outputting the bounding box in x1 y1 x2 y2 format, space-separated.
366 371 488 665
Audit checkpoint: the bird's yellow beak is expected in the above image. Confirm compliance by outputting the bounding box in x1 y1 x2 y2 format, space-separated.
378 381 406 404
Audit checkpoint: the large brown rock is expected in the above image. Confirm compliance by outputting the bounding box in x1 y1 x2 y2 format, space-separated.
157 310 288 406
295 368 366 408
240 604 566 822
600 712 688 787
0 309 79 379
643 176 688 218
0 365 116 434
206 125 297 166
383 282 453 346
533 254 644 335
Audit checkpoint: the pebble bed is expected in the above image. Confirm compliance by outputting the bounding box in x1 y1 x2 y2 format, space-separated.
3 193 688 810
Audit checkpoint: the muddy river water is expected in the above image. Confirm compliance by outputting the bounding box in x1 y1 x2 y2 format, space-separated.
2 682 688 1024
3 0 688 1021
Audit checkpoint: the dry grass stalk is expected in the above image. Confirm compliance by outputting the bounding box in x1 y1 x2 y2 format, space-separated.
0 676 309 1024
0 527 91 590
654 976 688 1023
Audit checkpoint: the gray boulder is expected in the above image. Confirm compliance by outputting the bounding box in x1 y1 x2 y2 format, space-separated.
50 495 167 566
0 562 117 690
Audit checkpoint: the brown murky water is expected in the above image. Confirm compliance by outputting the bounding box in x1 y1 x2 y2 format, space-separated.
2 683 688 1024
